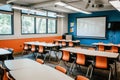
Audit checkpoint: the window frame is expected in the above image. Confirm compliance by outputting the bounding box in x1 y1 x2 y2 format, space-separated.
21 14 35 35
21 11 57 35
0 10 14 35
47 19 57 34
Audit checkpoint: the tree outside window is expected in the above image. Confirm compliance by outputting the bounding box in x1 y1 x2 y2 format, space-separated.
22 16 34 34
0 13 12 34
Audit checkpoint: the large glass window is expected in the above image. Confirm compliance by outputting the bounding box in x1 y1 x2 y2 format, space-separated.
0 13 12 34
22 16 35 34
48 12 56 18
36 18 46 33
48 19 56 33
21 11 57 34
0 4 12 11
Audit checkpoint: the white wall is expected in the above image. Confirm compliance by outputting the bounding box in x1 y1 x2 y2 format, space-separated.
0 10 68 40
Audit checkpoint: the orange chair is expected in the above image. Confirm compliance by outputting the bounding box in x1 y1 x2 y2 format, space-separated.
55 65 67 74
98 45 104 51
75 54 91 76
88 48 95 50
62 51 70 62
36 46 48 60
105 46 118 53
6 72 14 80
31 45 36 52
31 45 36 58
90 56 112 80
54 41 59 46
68 42 74 47
61 41 66 47
75 75 89 80
22 44 29 55
36 58 44 64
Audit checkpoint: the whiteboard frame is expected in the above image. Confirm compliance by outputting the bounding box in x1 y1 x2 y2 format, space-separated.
76 16 107 39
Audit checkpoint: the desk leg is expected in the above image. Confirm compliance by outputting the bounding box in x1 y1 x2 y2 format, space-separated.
48 47 52 62
114 60 117 80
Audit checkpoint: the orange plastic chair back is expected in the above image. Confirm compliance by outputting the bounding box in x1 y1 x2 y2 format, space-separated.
76 75 89 80
62 41 66 46
62 51 70 61
55 66 67 74
55 41 59 46
31 45 35 52
98 45 104 51
38 46 44 53
3 69 8 80
88 48 95 50
36 59 44 64
76 53 85 65
24 44 28 50
69 42 73 47
95 56 107 69
111 46 118 53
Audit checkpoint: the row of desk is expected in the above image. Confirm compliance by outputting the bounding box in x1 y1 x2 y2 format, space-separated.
4 59 74 80
60 47 119 80
93 43 120 47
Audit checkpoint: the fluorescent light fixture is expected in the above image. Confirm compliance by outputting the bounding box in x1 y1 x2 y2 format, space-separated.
109 0 120 11
7 0 17 4
56 14 65 17
55 1 91 14
55 2 67 6
12 5 30 11
12 5 43 13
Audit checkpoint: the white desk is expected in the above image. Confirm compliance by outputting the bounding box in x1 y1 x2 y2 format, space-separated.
60 47 119 80
24 42 58 47
5 59 74 80
60 47 119 58
55 39 80 43
92 43 118 47
4 58 41 70
0 48 11 55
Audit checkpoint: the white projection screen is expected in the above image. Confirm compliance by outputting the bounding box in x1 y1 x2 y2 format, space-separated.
77 17 106 39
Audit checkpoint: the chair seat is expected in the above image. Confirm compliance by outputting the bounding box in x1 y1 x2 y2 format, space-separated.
55 65 67 74
36 59 44 64
76 75 89 80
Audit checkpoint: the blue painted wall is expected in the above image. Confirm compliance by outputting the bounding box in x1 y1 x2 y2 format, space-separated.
68 10 120 45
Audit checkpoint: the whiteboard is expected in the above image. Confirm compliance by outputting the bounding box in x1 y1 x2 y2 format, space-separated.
77 17 106 38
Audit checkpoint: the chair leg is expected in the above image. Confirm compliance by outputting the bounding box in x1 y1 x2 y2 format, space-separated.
89 66 94 79
68 62 75 75
108 67 112 80
86 65 91 77
43 54 47 62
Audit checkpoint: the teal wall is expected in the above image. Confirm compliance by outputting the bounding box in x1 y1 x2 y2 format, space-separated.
68 10 120 45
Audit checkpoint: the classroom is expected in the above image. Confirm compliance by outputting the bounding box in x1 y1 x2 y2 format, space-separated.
0 0 120 80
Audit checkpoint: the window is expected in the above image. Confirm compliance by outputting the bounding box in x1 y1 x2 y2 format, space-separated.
48 12 56 18
0 4 12 11
22 16 35 34
36 18 46 33
0 13 12 34
21 11 57 34
48 19 56 33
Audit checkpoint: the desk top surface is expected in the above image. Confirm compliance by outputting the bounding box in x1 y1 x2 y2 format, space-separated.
0 48 11 55
92 43 120 47
55 39 80 43
60 47 119 58
24 42 57 47
5 58 73 80
5 58 41 70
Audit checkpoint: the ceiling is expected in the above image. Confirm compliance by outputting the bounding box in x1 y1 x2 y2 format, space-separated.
1 0 116 13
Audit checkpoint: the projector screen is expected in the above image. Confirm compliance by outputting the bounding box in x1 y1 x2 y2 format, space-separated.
77 17 106 39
